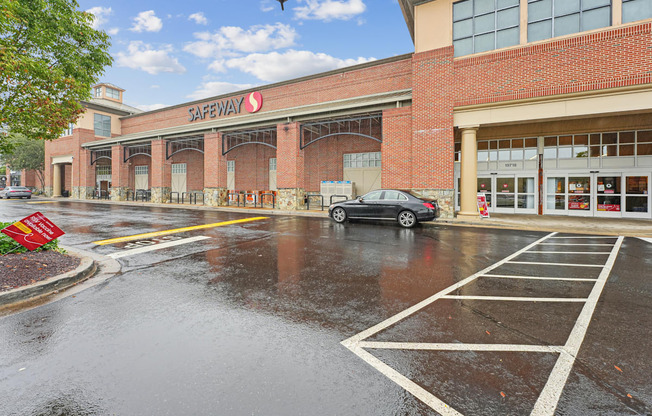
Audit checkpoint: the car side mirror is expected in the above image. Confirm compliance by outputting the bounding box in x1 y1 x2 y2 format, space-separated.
357 196 363 202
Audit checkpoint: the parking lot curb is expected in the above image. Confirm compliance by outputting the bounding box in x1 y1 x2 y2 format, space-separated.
0 247 96 309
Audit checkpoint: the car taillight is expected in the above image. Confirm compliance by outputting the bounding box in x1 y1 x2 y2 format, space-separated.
423 202 435 210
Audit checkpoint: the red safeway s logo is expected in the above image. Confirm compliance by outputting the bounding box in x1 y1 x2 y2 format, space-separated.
245 92 263 113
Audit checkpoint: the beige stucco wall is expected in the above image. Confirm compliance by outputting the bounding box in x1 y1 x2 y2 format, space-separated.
415 0 452 53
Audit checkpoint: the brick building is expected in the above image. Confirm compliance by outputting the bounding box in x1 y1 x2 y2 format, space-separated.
46 0 652 219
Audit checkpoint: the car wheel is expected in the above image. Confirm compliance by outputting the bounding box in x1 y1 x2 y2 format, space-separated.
27 196 32 199
331 207 347 223
398 210 417 228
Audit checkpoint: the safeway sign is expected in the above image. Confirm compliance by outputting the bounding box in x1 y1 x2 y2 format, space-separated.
1 212 64 251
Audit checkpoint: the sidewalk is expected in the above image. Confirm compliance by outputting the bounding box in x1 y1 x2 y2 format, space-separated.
37 197 652 238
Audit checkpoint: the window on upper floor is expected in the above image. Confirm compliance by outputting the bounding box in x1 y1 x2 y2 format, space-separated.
94 113 111 137
106 87 120 99
61 123 74 137
95 87 102 98
527 0 611 43
453 0 520 57
622 0 652 23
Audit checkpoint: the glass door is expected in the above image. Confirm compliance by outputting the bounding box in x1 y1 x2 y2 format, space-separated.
477 176 493 212
623 174 650 218
595 174 622 217
495 176 516 213
567 176 591 216
516 176 537 213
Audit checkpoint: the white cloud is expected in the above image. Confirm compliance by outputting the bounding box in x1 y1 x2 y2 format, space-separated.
294 0 366 21
150 85 161 89
187 81 258 101
189 12 208 25
136 103 169 112
224 49 375 82
130 10 163 33
183 23 298 58
260 0 276 12
207 60 227 73
107 27 120 36
116 41 186 75
87 6 112 29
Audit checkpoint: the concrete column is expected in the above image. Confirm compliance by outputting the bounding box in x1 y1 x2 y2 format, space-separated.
5 165 10 187
457 126 479 219
203 132 228 206
52 164 62 197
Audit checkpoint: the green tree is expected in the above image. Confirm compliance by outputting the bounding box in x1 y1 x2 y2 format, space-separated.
0 0 113 153
1 134 45 189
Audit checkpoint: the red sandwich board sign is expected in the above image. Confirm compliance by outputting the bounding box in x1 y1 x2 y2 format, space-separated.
477 193 490 218
1 212 64 251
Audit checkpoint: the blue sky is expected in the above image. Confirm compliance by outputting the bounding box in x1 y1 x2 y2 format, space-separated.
79 0 414 111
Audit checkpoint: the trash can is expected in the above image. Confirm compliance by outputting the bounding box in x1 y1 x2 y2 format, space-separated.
62 190 70 197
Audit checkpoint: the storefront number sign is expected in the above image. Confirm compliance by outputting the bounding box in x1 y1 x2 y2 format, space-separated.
477 194 490 218
1 212 64 251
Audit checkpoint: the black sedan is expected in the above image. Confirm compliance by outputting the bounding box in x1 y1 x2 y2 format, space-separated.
328 189 438 228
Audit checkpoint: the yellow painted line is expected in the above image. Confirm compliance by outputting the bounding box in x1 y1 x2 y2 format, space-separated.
93 216 268 245
27 201 57 204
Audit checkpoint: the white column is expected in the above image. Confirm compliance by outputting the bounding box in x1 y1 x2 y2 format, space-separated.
52 164 62 197
458 126 479 219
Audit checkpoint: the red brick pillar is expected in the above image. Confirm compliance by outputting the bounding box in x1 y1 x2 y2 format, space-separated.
151 139 171 203
203 132 228 206
411 46 456 218
382 107 413 189
75 148 96 199
110 144 130 201
276 122 305 210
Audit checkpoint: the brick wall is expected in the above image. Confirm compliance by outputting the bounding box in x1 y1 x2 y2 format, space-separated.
120 57 412 135
170 150 205 192
227 144 277 191
382 107 413 189
303 134 381 192
454 22 652 106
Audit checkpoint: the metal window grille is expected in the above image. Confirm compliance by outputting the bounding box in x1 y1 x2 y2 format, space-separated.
527 0 611 43
166 136 204 159
90 148 112 165
301 113 382 149
222 128 277 155
453 0 520 57
477 138 538 162
124 144 152 162
269 158 277 170
96 165 111 180
227 161 235 172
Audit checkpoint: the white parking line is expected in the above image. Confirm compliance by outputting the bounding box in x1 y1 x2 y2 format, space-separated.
526 251 610 254
530 236 624 415
359 341 564 353
107 236 211 259
482 274 598 282
441 295 587 302
539 243 614 246
507 261 604 268
548 236 617 239
342 232 624 416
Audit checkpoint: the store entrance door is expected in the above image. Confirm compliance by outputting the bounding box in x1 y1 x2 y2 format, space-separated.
566 174 622 217
476 174 537 214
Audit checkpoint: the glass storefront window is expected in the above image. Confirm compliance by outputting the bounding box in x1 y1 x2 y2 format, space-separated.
569 177 590 193
626 196 648 213
626 176 648 194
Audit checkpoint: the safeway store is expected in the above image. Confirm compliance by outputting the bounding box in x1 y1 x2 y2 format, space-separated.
45 0 652 220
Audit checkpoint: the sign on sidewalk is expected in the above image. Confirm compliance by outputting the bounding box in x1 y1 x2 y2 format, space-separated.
1 212 64 251
477 194 490 218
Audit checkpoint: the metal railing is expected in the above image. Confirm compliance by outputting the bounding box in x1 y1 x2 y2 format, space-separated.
182 191 204 205
135 189 151 202
93 189 109 200
241 192 258 207
306 194 324 211
260 192 276 209
330 194 349 205
169 191 180 204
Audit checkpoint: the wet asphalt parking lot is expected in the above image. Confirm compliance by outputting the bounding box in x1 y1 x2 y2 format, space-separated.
0 199 650 415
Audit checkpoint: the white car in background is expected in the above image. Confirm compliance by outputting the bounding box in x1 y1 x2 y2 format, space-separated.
0 186 33 199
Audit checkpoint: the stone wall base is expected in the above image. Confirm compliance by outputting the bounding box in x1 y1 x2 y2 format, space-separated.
110 187 130 201
204 187 227 207
277 188 306 211
43 186 53 197
72 186 95 200
412 188 455 219
151 187 171 204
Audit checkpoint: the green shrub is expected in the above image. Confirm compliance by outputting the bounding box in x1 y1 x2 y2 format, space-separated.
0 221 63 255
